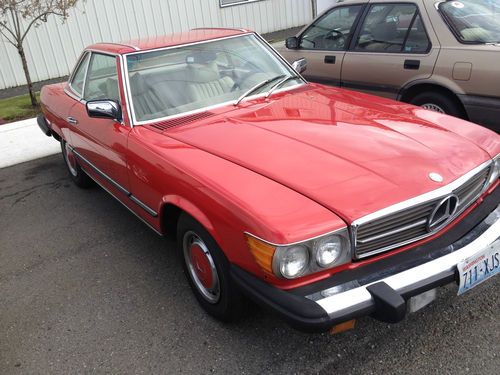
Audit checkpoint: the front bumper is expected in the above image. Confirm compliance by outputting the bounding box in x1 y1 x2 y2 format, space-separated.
37 114 51 137
231 188 500 333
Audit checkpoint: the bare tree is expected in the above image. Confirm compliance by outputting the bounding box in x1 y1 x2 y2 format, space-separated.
0 0 81 107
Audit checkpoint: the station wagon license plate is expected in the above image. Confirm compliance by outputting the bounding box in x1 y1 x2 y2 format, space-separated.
457 240 500 295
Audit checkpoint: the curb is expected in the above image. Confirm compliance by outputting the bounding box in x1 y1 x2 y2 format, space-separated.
0 117 60 169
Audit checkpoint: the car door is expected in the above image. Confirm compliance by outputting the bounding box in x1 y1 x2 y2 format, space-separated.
341 2 439 99
280 4 364 86
67 52 131 193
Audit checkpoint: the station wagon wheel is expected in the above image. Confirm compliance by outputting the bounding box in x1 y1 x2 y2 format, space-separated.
177 213 245 321
410 91 465 119
61 140 93 188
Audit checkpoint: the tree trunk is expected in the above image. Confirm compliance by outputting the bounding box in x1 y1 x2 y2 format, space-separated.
17 45 38 107
311 0 317 18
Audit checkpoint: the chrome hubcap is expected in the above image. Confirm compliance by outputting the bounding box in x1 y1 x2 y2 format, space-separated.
421 103 446 114
183 231 220 304
64 143 78 177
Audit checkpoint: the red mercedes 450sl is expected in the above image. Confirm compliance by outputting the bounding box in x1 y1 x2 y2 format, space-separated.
38 28 499 332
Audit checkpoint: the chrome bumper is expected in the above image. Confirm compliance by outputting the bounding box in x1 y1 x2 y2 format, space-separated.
231 199 499 333
313 205 500 319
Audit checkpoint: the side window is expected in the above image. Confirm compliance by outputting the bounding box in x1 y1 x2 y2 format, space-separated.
70 53 90 96
300 5 362 51
355 4 429 53
403 14 430 53
84 53 120 102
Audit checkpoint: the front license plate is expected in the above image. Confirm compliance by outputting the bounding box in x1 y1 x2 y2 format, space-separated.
457 240 500 295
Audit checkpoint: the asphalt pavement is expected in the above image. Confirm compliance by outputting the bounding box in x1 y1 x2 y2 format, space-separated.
1 154 499 374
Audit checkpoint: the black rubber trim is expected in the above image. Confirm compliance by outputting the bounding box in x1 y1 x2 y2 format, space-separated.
292 187 499 297
230 266 334 333
366 282 406 323
229 188 498 332
37 114 51 137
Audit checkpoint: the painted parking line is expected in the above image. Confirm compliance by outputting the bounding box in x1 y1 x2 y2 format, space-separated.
0 118 60 169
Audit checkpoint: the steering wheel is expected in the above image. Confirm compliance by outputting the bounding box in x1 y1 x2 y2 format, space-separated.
325 30 346 48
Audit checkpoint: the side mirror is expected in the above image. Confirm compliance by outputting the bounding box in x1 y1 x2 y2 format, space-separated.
291 58 307 74
285 36 299 49
86 100 122 122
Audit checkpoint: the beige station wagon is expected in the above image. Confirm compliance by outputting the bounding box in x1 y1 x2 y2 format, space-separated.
278 0 500 132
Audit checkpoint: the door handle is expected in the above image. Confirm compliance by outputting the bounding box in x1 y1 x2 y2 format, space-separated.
324 55 336 64
404 60 420 70
66 116 78 125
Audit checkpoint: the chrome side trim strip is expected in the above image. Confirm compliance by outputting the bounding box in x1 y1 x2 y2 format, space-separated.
130 195 158 217
314 206 500 316
72 147 130 195
71 147 158 218
82 167 163 236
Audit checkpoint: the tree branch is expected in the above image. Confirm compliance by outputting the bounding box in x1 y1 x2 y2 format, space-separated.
20 11 62 43
0 25 17 46
0 19 19 42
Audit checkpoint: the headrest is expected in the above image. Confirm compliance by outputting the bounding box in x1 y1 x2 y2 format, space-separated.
129 72 148 95
186 50 217 65
186 61 220 83
372 22 398 42
106 78 120 102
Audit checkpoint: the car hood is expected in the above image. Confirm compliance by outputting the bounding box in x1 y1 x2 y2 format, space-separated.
164 85 493 222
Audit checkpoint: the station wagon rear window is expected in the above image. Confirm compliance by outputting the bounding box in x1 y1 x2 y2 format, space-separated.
439 0 500 43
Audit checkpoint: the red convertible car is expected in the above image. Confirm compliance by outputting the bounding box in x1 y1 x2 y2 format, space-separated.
38 28 499 332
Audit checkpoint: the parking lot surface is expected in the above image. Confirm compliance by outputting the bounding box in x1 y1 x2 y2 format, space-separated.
1 154 499 374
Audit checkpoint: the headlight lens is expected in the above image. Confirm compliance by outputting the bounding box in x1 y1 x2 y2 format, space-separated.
276 245 309 279
249 228 351 280
314 235 343 267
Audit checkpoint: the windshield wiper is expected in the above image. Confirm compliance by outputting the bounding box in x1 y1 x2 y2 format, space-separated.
234 74 286 106
265 75 299 99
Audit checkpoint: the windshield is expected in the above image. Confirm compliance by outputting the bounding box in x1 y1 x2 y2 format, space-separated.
439 0 500 43
125 34 301 123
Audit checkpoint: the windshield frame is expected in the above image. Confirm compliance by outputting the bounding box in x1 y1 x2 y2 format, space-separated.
122 33 306 126
437 0 500 45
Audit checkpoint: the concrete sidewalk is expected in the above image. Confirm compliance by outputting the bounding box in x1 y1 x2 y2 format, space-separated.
0 118 60 169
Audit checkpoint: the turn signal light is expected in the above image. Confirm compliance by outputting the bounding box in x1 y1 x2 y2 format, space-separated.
246 235 276 275
329 319 356 335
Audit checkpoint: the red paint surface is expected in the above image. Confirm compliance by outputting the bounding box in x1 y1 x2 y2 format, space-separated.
40 32 500 289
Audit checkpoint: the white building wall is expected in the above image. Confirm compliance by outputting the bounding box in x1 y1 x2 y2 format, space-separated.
0 0 313 90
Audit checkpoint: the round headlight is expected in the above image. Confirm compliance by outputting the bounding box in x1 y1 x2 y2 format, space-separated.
315 235 343 268
278 245 309 279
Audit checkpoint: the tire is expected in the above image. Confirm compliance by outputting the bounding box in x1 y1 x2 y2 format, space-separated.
61 140 93 188
177 213 245 322
410 91 465 119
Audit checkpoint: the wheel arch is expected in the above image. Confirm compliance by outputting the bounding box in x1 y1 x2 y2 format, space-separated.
398 80 468 119
159 195 217 242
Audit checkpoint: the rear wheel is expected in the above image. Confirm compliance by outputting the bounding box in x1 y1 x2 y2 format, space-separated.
61 140 92 188
410 91 465 119
177 213 245 321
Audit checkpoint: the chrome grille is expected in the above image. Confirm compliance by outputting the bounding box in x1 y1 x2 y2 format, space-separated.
354 163 492 258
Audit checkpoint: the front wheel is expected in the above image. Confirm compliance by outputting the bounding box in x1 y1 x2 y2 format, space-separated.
177 213 245 322
410 91 465 119
61 140 92 188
